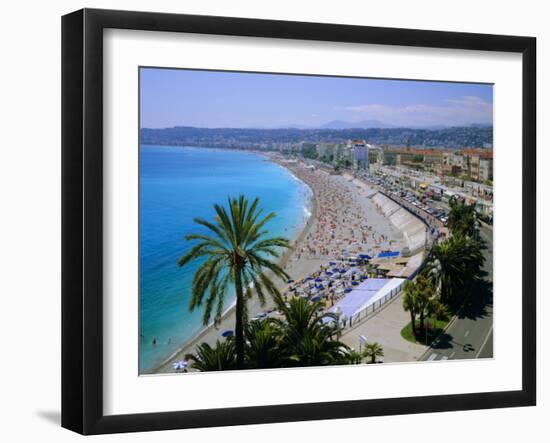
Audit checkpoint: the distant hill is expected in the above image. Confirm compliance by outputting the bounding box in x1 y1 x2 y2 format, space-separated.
469 123 492 128
140 125 493 149
320 119 395 129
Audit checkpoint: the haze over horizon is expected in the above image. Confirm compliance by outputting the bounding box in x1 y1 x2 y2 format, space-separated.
140 68 493 130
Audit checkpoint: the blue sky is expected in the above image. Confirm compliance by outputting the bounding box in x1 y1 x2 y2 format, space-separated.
140 68 493 129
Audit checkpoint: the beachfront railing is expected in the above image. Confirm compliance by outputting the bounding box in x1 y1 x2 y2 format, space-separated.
339 281 405 331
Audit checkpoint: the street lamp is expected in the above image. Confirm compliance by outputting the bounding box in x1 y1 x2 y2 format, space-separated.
342 314 349 330
334 307 342 339
430 258 442 292
359 334 368 353
428 258 442 345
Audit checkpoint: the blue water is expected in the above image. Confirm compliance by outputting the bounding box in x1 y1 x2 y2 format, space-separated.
139 145 311 373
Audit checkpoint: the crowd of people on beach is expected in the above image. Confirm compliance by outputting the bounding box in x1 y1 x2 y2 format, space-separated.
286 163 403 263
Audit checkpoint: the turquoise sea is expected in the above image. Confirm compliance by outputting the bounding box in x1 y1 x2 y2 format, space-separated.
139 145 311 373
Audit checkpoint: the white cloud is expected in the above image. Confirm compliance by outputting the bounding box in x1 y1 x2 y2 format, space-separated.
333 96 493 126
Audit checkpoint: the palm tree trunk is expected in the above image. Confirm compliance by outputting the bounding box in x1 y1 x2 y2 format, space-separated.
234 267 245 369
410 310 416 336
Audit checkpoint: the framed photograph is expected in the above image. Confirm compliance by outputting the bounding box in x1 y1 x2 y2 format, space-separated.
62 8 536 435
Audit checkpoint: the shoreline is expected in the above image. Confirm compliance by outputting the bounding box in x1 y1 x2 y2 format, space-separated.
148 154 414 374
149 156 319 374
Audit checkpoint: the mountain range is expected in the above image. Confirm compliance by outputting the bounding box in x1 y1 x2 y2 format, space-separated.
260 120 490 130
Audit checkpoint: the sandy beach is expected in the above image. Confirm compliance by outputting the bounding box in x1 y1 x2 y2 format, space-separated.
151 158 407 374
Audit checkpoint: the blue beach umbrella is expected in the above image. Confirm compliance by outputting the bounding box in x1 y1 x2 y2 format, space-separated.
173 360 188 371
352 281 359 286
287 279 295 284
311 296 320 302
329 261 337 266
222 330 234 338
315 278 323 282
344 288 353 293
339 269 346 274
325 271 333 275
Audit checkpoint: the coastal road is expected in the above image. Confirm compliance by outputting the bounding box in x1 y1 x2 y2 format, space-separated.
422 223 494 361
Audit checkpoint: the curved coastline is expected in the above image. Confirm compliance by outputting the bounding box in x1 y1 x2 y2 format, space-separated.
148 153 427 375
149 156 318 374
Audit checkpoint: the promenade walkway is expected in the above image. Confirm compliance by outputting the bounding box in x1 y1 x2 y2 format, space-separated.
340 292 427 363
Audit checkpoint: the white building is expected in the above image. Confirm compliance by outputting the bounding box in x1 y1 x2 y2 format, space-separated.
348 139 370 169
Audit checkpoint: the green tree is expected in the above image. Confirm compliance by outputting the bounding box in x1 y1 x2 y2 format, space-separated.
274 295 349 367
403 274 435 339
363 342 384 364
301 145 319 160
414 274 435 333
432 234 484 307
428 297 447 332
402 280 419 337
185 340 236 371
244 319 283 369
178 195 291 369
344 349 364 364
447 198 477 237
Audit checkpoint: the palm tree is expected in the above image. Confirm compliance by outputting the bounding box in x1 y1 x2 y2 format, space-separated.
185 340 236 371
428 297 447 334
275 295 336 340
447 198 477 237
432 234 484 307
414 274 435 335
244 318 283 369
286 334 348 366
344 349 364 365
363 342 384 364
402 280 418 336
178 195 291 369
274 295 348 366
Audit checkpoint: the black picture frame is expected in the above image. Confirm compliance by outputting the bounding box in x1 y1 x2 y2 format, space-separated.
61 8 536 435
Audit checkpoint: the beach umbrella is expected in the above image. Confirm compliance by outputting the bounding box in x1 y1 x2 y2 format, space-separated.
287 279 294 284
173 360 188 371
329 261 337 265
325 271 333 275
222 330 234 338
344 288 352 293
352 281 359 286
339 269 346 274
315 278 323 282
311 296 320 302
